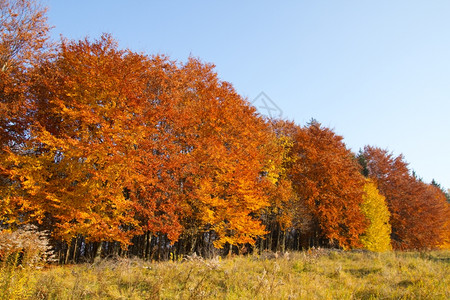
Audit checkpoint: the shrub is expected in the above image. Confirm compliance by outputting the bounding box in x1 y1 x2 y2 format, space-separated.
0 224 57 267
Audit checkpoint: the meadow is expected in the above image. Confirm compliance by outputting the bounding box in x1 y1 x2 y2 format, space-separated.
1 249 449 299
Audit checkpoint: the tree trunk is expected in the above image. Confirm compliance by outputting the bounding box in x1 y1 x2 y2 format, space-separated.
65 242 71 265
228 243 233 257
145 232 152 260
71 236 79 263
190 235 198 255
94 242 102 263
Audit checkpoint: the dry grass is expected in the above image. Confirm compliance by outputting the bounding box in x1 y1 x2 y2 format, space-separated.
1 249 449 299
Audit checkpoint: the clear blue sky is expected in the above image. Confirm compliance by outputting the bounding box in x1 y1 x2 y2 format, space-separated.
45 0 450 189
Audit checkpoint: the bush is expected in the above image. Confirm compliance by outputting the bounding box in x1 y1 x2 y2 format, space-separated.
0 224 57 267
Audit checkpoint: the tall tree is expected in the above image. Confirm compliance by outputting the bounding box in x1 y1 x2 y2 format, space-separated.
0 0 50 144
172 58 275 249
11 35 159 243
288 121 367 249
0 0 51 226
259 120 311 252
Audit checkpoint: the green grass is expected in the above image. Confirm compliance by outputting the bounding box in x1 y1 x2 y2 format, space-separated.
1 249 449 299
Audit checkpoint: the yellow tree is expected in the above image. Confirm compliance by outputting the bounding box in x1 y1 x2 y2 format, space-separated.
360 180 392 252
257 120 308 252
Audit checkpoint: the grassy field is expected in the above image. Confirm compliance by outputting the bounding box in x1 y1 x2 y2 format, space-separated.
1 249 449 299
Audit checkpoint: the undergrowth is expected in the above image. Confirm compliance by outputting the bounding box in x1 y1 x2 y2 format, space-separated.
1 249 449 299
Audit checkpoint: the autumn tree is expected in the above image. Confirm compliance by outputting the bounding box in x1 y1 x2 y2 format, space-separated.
0 0 50 144
0 0 50 68
0 0 51 227
440 205 450 249
288 121 367 249
256 120 309 252
431 179 450 203
360 146 450 249
360 180 392 252
9 36 146 244
169 58 277 252
416 183 450 249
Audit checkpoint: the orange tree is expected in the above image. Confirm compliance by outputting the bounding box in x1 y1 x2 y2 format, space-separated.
3 35 182 245
0 0 51 226
288 121 367 249
171 58 276 249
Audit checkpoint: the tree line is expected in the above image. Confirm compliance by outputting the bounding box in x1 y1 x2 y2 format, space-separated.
1 0 449 263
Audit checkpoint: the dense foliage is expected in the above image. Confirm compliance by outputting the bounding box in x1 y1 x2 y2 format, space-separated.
1 0 449 262
360 180 392 252
359 147 449 250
